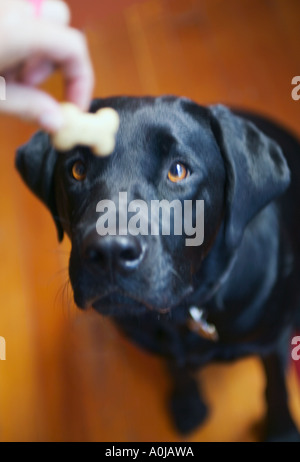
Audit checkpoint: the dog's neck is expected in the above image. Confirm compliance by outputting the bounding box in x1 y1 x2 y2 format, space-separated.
188 205 281 341
113 206 282 344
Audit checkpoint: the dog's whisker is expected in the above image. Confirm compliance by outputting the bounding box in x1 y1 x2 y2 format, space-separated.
53 279 68 310
55 278 77 320
169 267 184 284
46 267 69 286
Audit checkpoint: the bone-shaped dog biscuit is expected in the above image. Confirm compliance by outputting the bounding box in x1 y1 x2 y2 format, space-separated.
52 103 120 156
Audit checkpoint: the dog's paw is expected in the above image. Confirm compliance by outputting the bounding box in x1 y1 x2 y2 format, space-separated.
168 380 208 435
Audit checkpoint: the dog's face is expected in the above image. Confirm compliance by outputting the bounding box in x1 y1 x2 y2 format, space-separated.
16 97 290 318
54 98 227 316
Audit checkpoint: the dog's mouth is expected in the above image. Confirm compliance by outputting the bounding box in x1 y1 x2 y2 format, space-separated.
80 284 194 318
87 290 172 317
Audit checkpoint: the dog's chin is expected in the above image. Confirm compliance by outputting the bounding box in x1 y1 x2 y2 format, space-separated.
91 292 160 318
76 284 195 318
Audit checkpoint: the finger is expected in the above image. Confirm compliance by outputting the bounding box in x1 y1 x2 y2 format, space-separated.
18 56 55 86
62 46 95 111
0 83 64 132
40 0 71 25
32 25 94 110
0 22 94 111
0 0 70 24
3 1 70 85
23 60 55 86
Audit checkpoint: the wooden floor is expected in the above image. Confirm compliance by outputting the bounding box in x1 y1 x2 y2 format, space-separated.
0 0 299 442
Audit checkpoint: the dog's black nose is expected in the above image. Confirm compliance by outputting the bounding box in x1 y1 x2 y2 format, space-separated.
83 232 145 273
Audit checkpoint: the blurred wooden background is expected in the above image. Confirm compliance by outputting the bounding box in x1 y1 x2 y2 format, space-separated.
0 0 299 442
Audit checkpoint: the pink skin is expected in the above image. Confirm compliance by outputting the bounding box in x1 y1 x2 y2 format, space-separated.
0 0 94 132
28 0 43 17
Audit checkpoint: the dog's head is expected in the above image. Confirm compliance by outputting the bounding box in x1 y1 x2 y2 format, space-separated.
16 97 290 318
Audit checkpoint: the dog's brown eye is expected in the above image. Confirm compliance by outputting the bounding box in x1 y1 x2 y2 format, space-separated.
168 162 189 183
72 161 87 181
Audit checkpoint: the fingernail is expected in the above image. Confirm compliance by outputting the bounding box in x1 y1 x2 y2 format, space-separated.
39 111 64 133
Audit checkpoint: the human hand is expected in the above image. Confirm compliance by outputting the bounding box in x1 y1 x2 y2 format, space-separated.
0 0 94 132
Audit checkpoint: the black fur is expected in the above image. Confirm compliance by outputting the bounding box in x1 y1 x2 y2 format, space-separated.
16 96 300 441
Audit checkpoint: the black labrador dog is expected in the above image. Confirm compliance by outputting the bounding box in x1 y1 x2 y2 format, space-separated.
16 96 300 441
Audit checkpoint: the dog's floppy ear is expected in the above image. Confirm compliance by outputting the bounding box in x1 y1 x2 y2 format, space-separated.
209 105 290 248
16 131 64 242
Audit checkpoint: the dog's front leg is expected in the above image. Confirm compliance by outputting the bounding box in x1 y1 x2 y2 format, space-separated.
167 361 208 435
262 340 300 442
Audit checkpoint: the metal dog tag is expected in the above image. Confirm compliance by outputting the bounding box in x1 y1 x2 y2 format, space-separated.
188 307 219 342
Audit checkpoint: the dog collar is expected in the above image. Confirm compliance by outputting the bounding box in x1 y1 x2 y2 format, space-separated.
188 306 219 342
186 253 238 341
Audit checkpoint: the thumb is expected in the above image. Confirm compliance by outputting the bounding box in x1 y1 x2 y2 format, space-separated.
0 83 64 132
